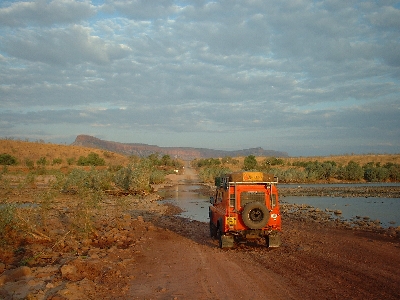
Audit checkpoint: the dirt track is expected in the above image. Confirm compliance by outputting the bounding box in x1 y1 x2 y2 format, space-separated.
112 165 400 299
1 165 400 299
107 213 400 300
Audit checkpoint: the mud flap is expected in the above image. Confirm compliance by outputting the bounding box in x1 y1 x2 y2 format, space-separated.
267 233 281 248
220 235 235 249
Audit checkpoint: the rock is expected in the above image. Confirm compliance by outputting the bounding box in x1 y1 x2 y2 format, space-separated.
46 282 55 289
60 264 79 281
0 263 5 274
88 248 100 259
147 225 157 231
0 275 7 286
81 239 92 247
2 266 32 283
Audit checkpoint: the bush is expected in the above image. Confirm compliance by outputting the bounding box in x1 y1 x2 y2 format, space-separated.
63 168 112 192
221 157 239 165
114 159 153 193
243 155 257 171
275 168 307 183
150 169 166 184
36 157 47 167
77 152 105 166
0 201 18 244
343 161 364 181
263 157 285 166
385 163 400 181
198 166 231 183
0 153 17 165
52 158 63 165
194 158 221 168
25 158 34 169
60 168 112 237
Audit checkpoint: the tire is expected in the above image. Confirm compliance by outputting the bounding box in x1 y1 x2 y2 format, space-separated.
210 221 217 238
241 202 270 229
217 227 223 248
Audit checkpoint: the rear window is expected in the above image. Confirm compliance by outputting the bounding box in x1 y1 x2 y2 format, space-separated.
240 191 265 207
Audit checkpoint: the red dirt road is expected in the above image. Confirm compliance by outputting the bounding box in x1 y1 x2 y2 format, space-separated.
113 165 400 300
100 212 400 300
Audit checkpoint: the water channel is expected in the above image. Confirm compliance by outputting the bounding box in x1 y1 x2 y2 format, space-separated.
158 184 211 222
158 183 400 228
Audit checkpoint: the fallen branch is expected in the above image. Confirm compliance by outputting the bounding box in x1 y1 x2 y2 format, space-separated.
15 212 51 241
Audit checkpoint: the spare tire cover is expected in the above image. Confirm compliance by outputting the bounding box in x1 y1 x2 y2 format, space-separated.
242 202 270 229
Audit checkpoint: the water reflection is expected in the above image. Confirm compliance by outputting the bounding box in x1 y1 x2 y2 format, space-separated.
158 184 210 222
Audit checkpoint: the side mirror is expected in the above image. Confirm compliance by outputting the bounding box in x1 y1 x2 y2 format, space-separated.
210 197 214 204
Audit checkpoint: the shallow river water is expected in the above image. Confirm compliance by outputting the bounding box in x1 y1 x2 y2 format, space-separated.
158 184 211 222
158 183 400 228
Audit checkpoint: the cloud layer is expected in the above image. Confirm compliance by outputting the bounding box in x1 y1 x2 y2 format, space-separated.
1 0 399 156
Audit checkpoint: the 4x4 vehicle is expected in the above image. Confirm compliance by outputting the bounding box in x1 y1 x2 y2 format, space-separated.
209 171 281 248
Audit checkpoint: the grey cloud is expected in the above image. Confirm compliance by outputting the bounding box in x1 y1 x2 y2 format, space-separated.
104 0 179 20
1 25 132 65
0 0 399 155
368 5 400 29
0 0 95 27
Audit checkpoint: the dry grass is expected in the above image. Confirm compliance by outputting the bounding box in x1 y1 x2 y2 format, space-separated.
231 154 400 167
0 139 130 171
2 139 399 170
282 154 400 166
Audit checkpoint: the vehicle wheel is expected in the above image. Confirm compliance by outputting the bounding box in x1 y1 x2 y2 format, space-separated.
217 227 223 248
242 202 270 229
210 221 217 238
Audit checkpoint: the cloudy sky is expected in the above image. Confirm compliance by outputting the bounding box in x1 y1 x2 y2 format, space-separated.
1 0 399 156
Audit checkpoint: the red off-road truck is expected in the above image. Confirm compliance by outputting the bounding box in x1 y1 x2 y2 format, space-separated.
209 172 281 248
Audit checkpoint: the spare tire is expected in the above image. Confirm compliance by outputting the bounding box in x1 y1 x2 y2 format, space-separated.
241 202 270 229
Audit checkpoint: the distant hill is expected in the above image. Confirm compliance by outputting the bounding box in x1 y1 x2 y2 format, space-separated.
72 135 289 160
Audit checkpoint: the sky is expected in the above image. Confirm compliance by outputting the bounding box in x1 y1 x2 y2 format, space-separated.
0 0 399 157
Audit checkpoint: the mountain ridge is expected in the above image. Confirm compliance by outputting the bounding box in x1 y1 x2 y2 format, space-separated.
72 135 289 160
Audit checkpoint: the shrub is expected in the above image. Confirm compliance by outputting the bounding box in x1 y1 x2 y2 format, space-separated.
0 201 18 244
77 152 105 166
275 168 307 183
150 169 166 184
243 155 257 171
385 163 400 181
25 159 34 169
221 157 239 165
61 168 111 237
0 153 17 165
52 158 63 165
63 168 112 192
194 158 221 168
264 157 285 166
198 166 231 183
343 161 364 181
114 159 153 193
36 157 47 166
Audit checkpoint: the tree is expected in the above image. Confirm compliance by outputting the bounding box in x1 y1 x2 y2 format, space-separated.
344 161 363 181
243 155 257 171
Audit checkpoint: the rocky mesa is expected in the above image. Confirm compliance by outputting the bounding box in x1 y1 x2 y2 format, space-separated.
72 135 288 160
